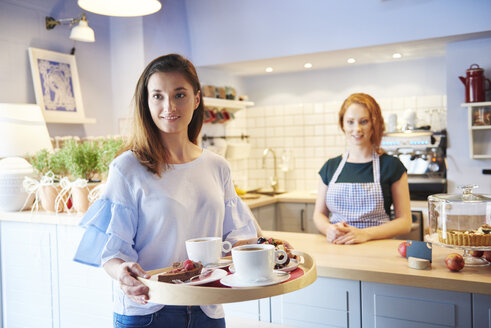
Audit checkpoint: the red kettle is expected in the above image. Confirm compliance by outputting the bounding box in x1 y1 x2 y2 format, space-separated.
459 64 491 103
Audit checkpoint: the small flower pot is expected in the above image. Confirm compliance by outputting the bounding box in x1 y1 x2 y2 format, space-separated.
39 185 60 212
71 186 89 214
71 182 101 214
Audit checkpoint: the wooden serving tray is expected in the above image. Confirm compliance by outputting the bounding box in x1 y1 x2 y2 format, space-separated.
137 250 316 305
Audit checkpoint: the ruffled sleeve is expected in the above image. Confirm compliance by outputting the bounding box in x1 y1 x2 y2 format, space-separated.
74 156 139 267
73 198 138 267
222 196 258 245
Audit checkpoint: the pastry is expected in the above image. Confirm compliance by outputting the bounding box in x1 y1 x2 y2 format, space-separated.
257 237 298 269
157 260 203 283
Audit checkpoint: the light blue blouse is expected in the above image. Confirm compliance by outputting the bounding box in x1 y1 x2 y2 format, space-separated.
74 149 257 318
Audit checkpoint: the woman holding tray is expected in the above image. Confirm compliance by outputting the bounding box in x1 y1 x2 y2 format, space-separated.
313 93 412 244
74 54 258 328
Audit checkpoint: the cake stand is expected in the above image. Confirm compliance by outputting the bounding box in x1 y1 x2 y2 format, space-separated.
425 233 491 266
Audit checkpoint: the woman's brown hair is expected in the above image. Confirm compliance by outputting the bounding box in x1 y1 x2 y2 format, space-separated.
338 93 385 154
119 54 204 176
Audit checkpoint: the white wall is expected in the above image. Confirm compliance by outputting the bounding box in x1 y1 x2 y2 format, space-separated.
446 37 491 194
0 0 113 138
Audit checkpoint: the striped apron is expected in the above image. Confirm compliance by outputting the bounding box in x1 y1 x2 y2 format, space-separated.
325 151 390 228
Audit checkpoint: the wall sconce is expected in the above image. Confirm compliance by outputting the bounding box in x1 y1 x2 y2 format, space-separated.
45 13 95 43
78 0 161 17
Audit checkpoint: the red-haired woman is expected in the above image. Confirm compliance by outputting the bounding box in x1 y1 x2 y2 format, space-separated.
313 93 411 244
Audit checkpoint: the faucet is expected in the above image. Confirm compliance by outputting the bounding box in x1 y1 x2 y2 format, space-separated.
262 148 279 192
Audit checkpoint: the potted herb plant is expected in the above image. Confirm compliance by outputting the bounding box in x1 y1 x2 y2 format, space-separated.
27 149 68 212
63 138 123 213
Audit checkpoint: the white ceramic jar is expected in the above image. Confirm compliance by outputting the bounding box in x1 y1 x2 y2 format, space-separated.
0 157 34 211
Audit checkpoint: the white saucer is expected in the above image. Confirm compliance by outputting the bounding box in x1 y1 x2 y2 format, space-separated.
228 259 299 273
220 272 290 288
151 269 228 286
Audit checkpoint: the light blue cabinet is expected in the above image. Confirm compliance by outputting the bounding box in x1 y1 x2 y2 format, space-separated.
223 298 270 322
252 203 276 231
473 293 491 328
270 277 361 327
361 282 472 328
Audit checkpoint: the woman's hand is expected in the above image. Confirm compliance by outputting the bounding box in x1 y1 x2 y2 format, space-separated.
326 222 348 243
115 261 150 305
331 224 370 245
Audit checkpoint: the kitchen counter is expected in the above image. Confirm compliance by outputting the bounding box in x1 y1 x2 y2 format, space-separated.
263 230 491 295
2 208 485 295
1 207 489 327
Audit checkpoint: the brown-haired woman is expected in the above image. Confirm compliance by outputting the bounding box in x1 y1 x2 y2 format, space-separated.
74 54 257 327
313 93 411 244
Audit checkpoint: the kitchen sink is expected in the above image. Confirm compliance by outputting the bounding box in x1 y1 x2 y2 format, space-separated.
247 188 287 196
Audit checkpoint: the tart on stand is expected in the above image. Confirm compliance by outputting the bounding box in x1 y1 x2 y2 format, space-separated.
426 185 491 266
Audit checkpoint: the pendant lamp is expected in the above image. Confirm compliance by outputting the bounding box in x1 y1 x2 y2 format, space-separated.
78 0 162 17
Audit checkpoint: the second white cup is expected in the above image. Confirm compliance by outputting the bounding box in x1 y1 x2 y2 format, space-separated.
185 237 232 266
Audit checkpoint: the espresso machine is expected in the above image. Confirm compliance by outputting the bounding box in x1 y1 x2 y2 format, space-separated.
381 130 447 200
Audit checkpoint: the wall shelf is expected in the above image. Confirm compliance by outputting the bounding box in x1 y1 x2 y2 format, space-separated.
203 97 254 114
45 117 97 124
461 102 491 159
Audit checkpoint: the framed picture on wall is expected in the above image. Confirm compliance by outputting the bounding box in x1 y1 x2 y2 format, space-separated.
28 47 95 124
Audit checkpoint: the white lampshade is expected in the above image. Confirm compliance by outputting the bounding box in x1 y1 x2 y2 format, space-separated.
78 0 162 17
0 103 53 158
70 20 95 42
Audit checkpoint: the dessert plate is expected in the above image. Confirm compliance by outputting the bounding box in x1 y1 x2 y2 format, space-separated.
204 258 233 270
220 272 290 288
228 259 299 273
151 269 228 286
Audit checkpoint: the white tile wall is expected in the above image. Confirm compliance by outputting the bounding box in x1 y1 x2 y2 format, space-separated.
203 95 446 193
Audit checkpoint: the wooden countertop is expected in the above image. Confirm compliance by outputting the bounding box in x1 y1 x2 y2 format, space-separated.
243 191 428 212
1 191 428 225
263 230 491 295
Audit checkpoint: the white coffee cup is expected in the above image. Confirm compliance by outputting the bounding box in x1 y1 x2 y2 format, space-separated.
231 244 287 282
185 237 232 266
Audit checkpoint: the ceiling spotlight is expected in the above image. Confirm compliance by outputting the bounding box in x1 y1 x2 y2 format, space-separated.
45 13 95 42
78 0 162 17
347 58 356 64
392 53 403 59
265 67 274 73
304 63 313 69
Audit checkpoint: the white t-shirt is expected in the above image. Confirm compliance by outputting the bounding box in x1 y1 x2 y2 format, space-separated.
74 149 257 318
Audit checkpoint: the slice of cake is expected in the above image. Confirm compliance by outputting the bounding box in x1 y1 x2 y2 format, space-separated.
157 260 203 283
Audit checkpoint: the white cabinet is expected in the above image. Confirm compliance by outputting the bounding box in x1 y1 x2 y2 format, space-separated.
251 203 276 231
270 277 361 327
277 203 318 234
0 222 113 328
56 225 113 328
1 221 58 328
461 101 491 159
362 282 472 328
